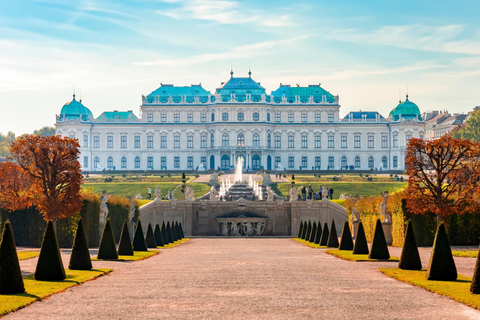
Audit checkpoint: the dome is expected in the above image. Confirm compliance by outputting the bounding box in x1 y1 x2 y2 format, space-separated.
388 95 421 121
60 95 93 121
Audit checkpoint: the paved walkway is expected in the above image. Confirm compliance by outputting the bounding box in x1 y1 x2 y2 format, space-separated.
9 239 480 320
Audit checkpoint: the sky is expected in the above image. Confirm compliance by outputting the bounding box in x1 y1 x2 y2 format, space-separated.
1 0 480 135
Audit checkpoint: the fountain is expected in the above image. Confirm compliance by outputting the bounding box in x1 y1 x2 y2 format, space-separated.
235 157 244 182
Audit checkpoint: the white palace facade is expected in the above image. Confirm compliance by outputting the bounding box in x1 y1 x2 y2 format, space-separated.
56 72 425 172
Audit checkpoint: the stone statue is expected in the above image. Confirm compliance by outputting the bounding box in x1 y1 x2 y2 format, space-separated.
266 187 275 201
154 187 161 198
209 186 218 200
261 172 272 187
351 196 360 223
339 193 346 199
134 193 142 200
128 196 135 222
289 185 298 202
322 187 329 200
221 222 229 236
231 220 240 236
185 185 195 201
380 191 392 223
255 221 265 236
99 191 111 225
243 222 253 236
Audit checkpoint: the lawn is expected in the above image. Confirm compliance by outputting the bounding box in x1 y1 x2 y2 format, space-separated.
326 249 399 262
82 182 211 200
17 251 40 260
158 238 191 249
292 238 326 248
452 250 478 258
0 269 111 316
93 250 159 261
380 268 480 310
285 173 404 183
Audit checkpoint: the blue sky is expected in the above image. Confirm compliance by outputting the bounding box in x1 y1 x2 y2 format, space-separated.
1 0 480 134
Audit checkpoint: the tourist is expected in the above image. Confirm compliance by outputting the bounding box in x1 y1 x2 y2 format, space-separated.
329 187 334 200
148 186 152 199
319 185 323 196
308 185 313 200
301 186 307 201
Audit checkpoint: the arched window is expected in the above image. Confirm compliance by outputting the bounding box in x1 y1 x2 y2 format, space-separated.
211 113 215 121
222 133 229 147
267 134 271 148
222 113 228 121
328 156 334 169
121 157 127 169
107 157 114 168
368 156 374 169
315 156 321 169
94 157 99 169
135 156 141 168
341 156 347 169
382 156 388 168
221 154 230 170
267 113 271 121
355 156 360 168
237 133 245 146
252 154 261 170
253 133 260 147
253 112 259 121
238 113 244 121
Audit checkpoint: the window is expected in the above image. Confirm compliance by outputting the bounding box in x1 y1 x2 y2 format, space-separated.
121 136 127 148
328 156 334 169
302 156 307 168
355 156 360 168
187 156 193 169
275 113 281 123
83 156 88 168
187 136 193 148
135 157 140 168
341 135 347 148
132 136 140 148
381 135 388 148
267 113 270 121
252 155 261 170
253 112 259 121
382 156 388 168
288 113 294 122
201 156 206 168
211 133 215 147
147 114 153 122
161 156 167 170
302 113 307 123
161 136 167 148
211 113 215 121
315 156 321 169
253 133 260 147
161 114 166 122
275 136 281 148
368 135 374 148
147 136 153 149
83 135 88 147
94 157 99 169
406 134 412 143
221 154 230 170
147 156 153 169
237 133 245 146
420 134 424 140
288 156 294 168
222 133 229 147
368 156 374 169
201 136 207 148
393 135 398 147
187 113 193 122
275 156 281 168
222 113 228 121
315 136 321 148
174 156 180 168
94 136 100 148
315 114 321 123
340 156 347 169
328 136 334 148
288 136 294 148
120 157 126 169
267 134 271 148
238 113 244 121
328 113 334 122
107 136 113 148
174 114 180 122
174 136 180 148
354 135 360 148
201 114 206 122
301 136 307 148
69 134 76 139
393 156 398 168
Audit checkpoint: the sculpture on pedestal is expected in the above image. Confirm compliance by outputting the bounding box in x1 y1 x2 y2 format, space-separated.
154 187 161 198
99 190 111 225
351 196 361 223
380 191 392 223
289 186 298 202
128 196 135 222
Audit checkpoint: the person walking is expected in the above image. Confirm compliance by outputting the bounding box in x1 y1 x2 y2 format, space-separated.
301 186 307 201
148 186 152 200
329 186 334 200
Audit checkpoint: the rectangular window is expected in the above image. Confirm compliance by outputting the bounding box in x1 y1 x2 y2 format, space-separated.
393 135 398 147
381 135 388 148
201 114 206 122
288 156 294 168
107 136 113 148
275 156 281 168
275 113 281 123
315 136 321 148
288 113 294 122
328 113 334 122
174 156 180 168
121 136 127 148
161 136 167 148
201 136 207 148
315 156 321 169
302 156 307 168
147 114 153 122
328 156 334 168
187 156 193 169
147 136 153 149
301 136 307 148
134 136 140 148
187 114 193 122
315 113 321 123
275 136 281 148
288 136 294 148
341 135 347 148
328 136 334 148
83 135 88 147
301 113 307 123
187 136 193 148
174 136 180 148
69 134 76 139
393 156 398 168
161 156 167 169
211 134 214 147
406 134 412 144
83 156 88 168
174 114 180 122
161 114 167 122
354 135 361 148
94 136 100 148
368 135 374 148
147 156 153 168
201 156 206 168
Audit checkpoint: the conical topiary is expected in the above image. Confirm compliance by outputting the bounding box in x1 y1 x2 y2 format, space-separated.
97 219 118 260
300 221 308 240
305 221 312 242
426 222 457 280
154 224 164 247
314 222 323 245
161 221 170 245
338 221 354 250
326 219 339 248
399 221 422 270
320 222 329 246
352 221 369 254
298 220 304 238
145 223 157 248
35 220 66 280
309 221 317 243
470 245 480 293
69 219 92 270
133 220 148 251
117 220 134 256
166 222 174 244
179 222 185 239
175 222 182 240
368 219 390 260
0 221 24 293
171 221 178 242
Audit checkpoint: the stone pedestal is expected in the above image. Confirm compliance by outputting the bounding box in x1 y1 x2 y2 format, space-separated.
99 222 105 244
382 222 392 245
352 221 359 239
128 221 135 239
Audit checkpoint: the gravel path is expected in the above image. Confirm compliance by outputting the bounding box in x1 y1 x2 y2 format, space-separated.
8 239 480 320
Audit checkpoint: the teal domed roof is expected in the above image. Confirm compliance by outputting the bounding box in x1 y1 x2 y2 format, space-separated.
60 95 93 121
389 95 422 121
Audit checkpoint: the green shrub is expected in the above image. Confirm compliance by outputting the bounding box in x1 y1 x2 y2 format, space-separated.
338 221 353 250
326 220 339 248
175 222 183 240
133 220 148 251
97 219 118 260
309 221 317 243
368 219 390 260
398 221 422 270
470 244 480 294
320 222 329 246
298 221 303 238
68 219 92 270
426 223 457 281
300 221 308 240
35 221 66 280
353 222 369 254
0 221 24 293
166 222 174 243
314 222 322 245
305 221 312 242
117 220 134 256
179 222 185 239
145 223 157 248
171 221 178 242
154 224 164 247
161 221 170 245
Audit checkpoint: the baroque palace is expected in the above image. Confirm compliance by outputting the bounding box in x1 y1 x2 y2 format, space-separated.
56 72 424 172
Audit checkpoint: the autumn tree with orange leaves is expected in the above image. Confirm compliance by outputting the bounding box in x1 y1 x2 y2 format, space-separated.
405 135 480 224
2 135 83 222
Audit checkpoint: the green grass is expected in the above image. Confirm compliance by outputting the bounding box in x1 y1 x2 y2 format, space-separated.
380 268 480 310
275 182 407 199
286 173 403 183
93 250 159 261
17 251 39 260
330 199 346 206
82 182 211 200
326 249 399 262
0 269 111 316
158 238 191 249
452 250 478 258
292 238 326 248
137 199 153 207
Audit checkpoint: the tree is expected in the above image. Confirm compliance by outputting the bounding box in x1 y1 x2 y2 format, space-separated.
35 221 66 280
0 221 24 293
352 222 369 254
326 219 339 248
0 162 34 212
145 222 157 248
154 224 164 247
368 219 390 260
33 126 56 137
69 219 92 270
338 221 353 250
405 136 480 223
0 131 16 157
426 223 457 280
470 244 480 294
97 219 118 260
133 220 148 251
398 221 422 270
450 108 480 142
118 220 134 256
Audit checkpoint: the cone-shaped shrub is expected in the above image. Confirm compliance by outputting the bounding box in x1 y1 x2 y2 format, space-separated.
179 222 185 239
298 220 304 238
154 224 164 247
145 223 157 248
470 245 480 293
399 221 422 270
368 219 390 260
166 222 174 243
305 221 312 242
314 222 322 245
309 222 317 243
320 222 329 246
161 222 170 245
35 220 66 280
300 221 308 240
117 220 134 256
171 221 178 242
133 220 148 251
0 221 24 293
338 221 353 250
69 219 92 270
352 221 369 255
426 222 457 281
326 220 339 248
97 219 118 260
175 222 182 240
